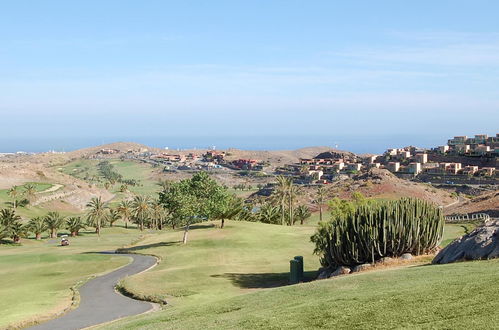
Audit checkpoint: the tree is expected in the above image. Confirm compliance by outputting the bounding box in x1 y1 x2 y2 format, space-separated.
106 209 121 227
117 200 132 229
258 203 280 224
7 186 19 199
0 208 26 243
150 201 166 230
131 195 152 231
157 179 170 192
44 211 65 238
273 176 292 225
28 217 47 240
86 197 108 235
159 172 230 243
23 183 37 204
295 205 312 225
66 217 86 236
213 195 243 228
287 183 300 225
315 186 328 222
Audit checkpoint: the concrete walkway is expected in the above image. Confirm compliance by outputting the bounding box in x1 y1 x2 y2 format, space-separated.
30 253 158 330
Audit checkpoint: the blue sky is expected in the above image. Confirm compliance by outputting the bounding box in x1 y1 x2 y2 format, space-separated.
0 1 498 152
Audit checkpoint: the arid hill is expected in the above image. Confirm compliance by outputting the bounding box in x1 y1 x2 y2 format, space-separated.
445 191 499 217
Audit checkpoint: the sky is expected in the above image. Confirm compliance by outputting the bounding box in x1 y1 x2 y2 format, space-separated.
0 1 498 153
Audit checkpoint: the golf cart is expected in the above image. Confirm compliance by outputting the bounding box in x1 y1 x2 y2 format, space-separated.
61 235 70 246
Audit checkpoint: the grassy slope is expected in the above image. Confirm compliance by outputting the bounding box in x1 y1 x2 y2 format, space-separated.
105 259 499 329
0 226 143 328
100 221 492 329
117 221 320 307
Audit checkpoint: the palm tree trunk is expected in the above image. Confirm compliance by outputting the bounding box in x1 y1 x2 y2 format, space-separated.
36 233 41 240
51 229 56 238
71 231 77 237
221 218 225 228
319 205 323 222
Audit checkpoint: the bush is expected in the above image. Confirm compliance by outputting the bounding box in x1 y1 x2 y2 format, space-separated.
311 198 443 268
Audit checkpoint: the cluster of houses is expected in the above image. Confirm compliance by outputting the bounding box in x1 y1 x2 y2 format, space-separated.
377 147 496 177
439 133 499 156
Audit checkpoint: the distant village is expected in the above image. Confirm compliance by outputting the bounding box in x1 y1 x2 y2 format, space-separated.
84 133 499 187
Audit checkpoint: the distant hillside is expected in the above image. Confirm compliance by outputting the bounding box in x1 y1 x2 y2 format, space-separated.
65 142 163 158
446 191 499 217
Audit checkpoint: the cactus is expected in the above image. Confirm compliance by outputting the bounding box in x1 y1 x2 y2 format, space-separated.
311 198 444 268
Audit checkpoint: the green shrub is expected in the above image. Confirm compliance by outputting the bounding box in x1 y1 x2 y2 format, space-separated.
311 198 443 268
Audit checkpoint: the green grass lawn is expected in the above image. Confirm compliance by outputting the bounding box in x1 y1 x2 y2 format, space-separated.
116 221 320 307
96 220 490 330
0 226 144 328
103 258 499 329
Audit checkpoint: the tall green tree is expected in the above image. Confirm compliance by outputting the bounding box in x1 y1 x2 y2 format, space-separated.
44 211 65 238
66 217 86 237
131 195 152 231
295 205 312 225
86 197 108 235
23 183 37 204
106 209 121 227
0 208 26 243
117 200 132 229
273 176 292 225
315 186 328 222
28 217 47 240
258 203 280 224
159 172 230 243
213 195 243 228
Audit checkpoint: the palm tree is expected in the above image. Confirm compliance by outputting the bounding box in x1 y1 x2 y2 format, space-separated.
117 200 132 229
106 209 121 227
7 221 27 243
0 208 25 243
66 217 86 237
157 179 170 192
86 197 108 235
287 183 299 226
215 196 243 229
7 186 19 199
23 183 37 204
150 201 166 230
274 176 292 225
28 217 47 240
295 205 312 225
131 195 152 231
258 203 280 224
315 186 328 222
44 211 65 238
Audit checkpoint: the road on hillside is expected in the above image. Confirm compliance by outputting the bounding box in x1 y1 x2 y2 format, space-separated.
30 253 158 330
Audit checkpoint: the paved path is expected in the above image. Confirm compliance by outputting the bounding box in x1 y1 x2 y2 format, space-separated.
30 253 158 330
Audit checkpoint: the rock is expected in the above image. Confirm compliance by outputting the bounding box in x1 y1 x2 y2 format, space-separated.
352 264 372 273
377 257 394 264
400 253 413 260
433 219 499 264
316 267 332 280
331 266 351 277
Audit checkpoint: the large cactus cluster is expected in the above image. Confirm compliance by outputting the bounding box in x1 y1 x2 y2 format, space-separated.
311 198 444 268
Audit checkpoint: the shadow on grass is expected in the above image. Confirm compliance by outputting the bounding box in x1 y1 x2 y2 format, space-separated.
117 241 181 252
211 270 317 288
185 223 216 230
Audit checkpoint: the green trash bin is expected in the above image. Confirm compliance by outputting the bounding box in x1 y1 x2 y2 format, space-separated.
294 256 304 282
289 259 300 284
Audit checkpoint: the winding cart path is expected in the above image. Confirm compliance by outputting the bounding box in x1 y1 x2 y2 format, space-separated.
30 253 158 330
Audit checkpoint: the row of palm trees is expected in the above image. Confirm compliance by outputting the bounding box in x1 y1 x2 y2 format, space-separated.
0 209 86 242
7 183 38 208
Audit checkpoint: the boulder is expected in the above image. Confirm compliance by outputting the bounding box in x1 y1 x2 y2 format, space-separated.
433 219 499 264
331 266 351 277
376 257 394 264
400 253 413 260
316 267 332 280
352 263 372 273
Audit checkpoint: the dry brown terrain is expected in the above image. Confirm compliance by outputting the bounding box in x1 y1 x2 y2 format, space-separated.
445 191 499 217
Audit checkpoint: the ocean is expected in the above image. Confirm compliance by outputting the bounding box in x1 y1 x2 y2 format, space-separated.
0 135 447 155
